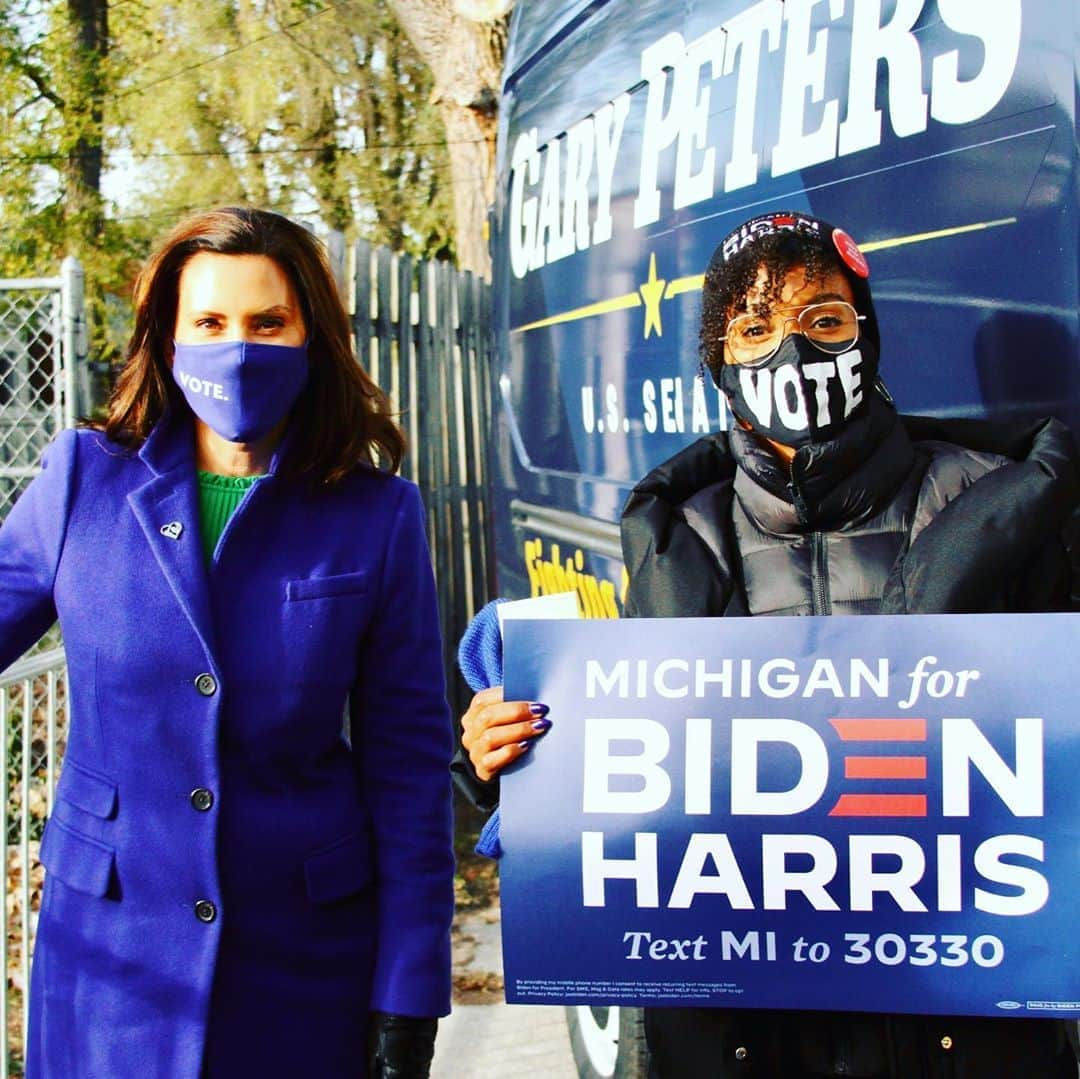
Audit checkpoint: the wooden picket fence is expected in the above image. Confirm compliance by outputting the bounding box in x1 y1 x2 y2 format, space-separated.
351 241 495 716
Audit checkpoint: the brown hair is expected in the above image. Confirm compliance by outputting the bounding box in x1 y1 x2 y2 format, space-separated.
98 206 405 481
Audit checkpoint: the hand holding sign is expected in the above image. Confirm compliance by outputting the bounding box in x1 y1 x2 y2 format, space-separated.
458 593 579 781
461 687 550 782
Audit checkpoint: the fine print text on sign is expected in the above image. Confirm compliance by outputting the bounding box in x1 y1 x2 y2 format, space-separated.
499 613 1080 1017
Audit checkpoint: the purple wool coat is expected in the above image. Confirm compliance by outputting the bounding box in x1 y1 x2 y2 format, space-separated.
0 415 455 1078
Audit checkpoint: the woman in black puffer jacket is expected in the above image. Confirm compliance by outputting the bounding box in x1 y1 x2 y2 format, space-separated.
456 210 1080 1078
619 210 1079 1079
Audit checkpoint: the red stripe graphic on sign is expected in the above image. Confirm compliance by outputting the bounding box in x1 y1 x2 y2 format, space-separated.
830 718 927 741
829 794 927 817
828 719 929 815
844 756 927 780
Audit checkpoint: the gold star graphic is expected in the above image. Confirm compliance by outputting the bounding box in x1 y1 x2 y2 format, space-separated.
638 253 667 339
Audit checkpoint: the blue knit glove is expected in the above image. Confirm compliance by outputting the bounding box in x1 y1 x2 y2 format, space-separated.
457 600 506 858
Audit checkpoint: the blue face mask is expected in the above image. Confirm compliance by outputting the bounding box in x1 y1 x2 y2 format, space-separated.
171 339 308 443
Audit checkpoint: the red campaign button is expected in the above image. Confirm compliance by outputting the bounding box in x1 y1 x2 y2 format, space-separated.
833 227 870 278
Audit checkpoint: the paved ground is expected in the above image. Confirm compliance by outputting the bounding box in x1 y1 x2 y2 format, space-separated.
431 901 578 1078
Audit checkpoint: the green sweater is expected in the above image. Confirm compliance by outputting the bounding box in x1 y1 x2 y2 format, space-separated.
196 471 263 563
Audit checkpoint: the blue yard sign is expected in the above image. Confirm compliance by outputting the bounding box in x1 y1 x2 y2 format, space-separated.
499 613 1080 1017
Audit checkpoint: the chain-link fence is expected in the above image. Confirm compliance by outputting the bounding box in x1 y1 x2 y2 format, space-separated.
0 259 85 522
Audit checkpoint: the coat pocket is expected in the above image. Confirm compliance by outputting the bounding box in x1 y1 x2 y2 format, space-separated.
57 758 118 819
286 572 370 602
303 832 373 904
39 816 116 898
282 573 377 686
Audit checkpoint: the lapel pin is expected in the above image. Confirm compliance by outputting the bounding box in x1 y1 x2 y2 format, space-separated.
160 521 184 540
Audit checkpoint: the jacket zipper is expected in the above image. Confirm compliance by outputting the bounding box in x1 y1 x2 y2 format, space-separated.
810 530 830 615
788 467 832 616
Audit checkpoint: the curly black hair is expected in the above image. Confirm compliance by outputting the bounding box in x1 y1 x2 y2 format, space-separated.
700 228 845 379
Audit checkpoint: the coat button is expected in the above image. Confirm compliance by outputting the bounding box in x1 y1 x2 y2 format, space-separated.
194 899 217 923
194 673 217 696
734 1047 749 1061
940 1035 953 1051
190 788 214 812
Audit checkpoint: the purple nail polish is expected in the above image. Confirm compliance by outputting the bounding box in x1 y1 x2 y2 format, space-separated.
518 740 534 750
529 702 550 717
531 717 552 732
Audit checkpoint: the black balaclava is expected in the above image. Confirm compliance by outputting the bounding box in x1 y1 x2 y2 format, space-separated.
708 210 885 449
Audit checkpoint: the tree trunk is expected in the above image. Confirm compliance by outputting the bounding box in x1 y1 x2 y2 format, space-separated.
65 0 108 250
386 0 504 278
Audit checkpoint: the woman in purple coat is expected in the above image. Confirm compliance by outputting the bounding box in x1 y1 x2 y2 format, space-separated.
0 207 454 1077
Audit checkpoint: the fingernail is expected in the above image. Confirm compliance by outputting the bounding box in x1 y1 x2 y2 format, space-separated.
518 740 535 750
529 703 549 716
531 717 552 732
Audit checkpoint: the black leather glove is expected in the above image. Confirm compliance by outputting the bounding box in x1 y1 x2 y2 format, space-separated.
368 1012 438 1079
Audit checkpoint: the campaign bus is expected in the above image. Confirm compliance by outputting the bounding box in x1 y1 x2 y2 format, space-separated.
486 1 1079 1074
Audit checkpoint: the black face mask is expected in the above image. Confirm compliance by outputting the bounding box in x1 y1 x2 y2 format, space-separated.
719 335 879 448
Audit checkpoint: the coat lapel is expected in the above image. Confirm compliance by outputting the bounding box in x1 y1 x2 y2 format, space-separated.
128 416 217 659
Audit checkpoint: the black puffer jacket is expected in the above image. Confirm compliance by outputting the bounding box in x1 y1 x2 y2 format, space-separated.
620 400 1079 1079
623 400 1077 620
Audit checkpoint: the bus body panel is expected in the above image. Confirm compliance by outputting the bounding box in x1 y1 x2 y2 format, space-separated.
490 0 1079 609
